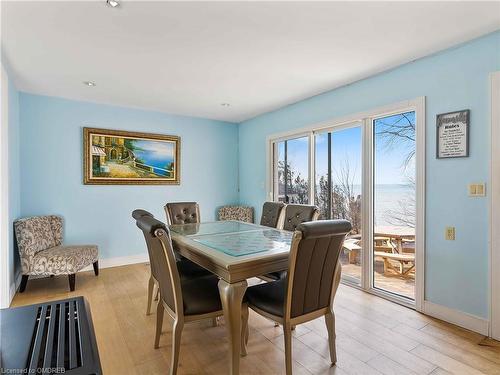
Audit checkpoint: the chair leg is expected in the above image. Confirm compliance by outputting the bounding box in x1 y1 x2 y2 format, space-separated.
241 304 249 356
68 274 76 291
283 323 293 375
154 283 160 301
170 318 184 375
19 275 29 293
93 261 99 276
146 275 154 316
154 301 164 349
325 310 337 365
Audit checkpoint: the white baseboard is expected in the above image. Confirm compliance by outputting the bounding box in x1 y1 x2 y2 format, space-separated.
423 300 489 336
81 253 149 272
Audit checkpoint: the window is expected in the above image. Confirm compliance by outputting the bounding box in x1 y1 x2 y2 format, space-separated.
274 136 310 203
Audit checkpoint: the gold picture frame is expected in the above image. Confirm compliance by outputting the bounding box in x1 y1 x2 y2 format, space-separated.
83 127 180 185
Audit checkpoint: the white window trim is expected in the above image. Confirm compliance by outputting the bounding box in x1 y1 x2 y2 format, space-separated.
266 97 426 311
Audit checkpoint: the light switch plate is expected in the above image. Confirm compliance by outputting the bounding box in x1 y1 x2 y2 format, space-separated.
445 227 456 241
469 183 486 197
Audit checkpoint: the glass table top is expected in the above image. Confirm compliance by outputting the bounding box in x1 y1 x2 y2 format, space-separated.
169 221 293 257
193 229 292 257
169 220 260 237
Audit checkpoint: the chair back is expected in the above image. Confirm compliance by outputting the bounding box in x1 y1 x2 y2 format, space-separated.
286 220 351 318
14 215 63 274
165 202 200 225
218 205 254 223
282 204 320 231
260 202 285 228
134 212 182 315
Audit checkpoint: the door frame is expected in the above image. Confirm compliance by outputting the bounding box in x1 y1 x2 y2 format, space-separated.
490 71 500 339
266 97 426 311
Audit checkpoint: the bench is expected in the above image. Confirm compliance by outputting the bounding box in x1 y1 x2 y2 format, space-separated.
374 251 415 275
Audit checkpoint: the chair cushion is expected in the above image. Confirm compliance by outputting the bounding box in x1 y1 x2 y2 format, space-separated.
246 279 286 317
177 258 212 280
31 245 98 276
181 275 222 315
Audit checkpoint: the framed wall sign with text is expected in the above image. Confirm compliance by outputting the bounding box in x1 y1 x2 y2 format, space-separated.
436 109 470 159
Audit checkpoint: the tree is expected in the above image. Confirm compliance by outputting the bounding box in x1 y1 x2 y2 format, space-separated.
277 160 308 204
375 112 416 227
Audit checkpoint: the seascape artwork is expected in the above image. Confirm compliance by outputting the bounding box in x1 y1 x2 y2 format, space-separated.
83 128 180 185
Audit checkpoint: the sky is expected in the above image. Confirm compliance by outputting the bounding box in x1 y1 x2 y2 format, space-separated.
277 111 416 186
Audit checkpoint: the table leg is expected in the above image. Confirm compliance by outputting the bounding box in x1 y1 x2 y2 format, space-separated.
218 279 248 375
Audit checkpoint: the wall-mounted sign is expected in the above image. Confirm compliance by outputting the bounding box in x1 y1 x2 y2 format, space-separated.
436 109 469 158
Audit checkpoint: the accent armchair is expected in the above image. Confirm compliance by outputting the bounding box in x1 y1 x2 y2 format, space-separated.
14 215 99 292
218 205 254 223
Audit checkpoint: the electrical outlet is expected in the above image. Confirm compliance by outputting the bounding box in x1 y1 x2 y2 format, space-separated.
469 183 486 197
445 227 455 240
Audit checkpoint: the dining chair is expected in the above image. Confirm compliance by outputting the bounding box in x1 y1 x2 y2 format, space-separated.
265 204 320 281
134 212 225 375
132 209 211 316
260 201 286 228
281 204 320 231
164 202 200 225
243 219 352 375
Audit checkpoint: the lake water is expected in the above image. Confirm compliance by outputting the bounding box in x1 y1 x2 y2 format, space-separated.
349 184 415 227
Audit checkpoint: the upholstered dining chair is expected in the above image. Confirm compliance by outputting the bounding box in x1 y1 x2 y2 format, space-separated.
260 202 286 228
164 202 201 225
132 209 211 316
265 204 320 281
14 215 99 292
133 212 225 375
281 204 320 231
243 220 352 375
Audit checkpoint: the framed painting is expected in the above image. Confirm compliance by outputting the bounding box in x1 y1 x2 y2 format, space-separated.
83 127 180 185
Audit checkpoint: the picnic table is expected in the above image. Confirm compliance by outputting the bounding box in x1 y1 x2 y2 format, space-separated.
374 226 415 275
341 226 416 275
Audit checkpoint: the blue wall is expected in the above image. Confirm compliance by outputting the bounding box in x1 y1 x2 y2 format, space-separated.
238 31 500 318
18 94 239 260
6 68 21 289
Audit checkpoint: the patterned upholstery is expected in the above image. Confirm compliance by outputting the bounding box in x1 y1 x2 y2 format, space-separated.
14 215 98 276
31 245 98 276
218 206 254 223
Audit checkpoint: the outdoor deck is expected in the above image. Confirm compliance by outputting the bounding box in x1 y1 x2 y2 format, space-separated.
340 252 415 300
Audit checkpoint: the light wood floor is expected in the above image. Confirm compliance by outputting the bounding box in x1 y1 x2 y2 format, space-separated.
11 263 500 375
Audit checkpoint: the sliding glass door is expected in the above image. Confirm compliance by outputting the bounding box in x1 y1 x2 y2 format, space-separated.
315 124 362 285
270 100 423 308
373 112 416 300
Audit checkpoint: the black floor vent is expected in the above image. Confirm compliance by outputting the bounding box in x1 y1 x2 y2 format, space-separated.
27 300 83 371
1 296 101 375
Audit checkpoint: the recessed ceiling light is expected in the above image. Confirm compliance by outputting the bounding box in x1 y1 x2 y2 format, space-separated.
221 103 230 107
106 0 120 8
83 81 96 87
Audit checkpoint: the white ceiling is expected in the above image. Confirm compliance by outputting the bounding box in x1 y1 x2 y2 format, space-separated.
2 1 500 123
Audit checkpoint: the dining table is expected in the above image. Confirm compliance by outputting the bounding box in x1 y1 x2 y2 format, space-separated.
169 220 294 375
